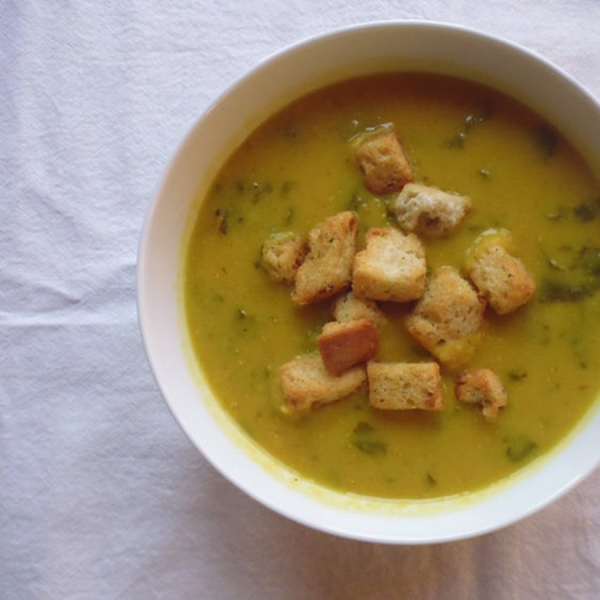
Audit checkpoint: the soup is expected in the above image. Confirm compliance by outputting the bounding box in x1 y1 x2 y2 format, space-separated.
184 73 600 499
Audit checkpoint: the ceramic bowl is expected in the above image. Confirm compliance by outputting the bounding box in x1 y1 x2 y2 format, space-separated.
137 21 600 543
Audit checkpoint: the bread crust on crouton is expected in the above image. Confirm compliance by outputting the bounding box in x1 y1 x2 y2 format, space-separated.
394 183 471 238
367 361 443 410
466 232 536 315
405 266 485 369
292 211 358 305
353 227 426 303
455 368 508 418
279 354 367 413
318 319 379 375
332 291 385 326
261 232 308 284
354 128 414 195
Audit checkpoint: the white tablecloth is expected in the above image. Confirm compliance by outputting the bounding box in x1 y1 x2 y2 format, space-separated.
3 2 600 598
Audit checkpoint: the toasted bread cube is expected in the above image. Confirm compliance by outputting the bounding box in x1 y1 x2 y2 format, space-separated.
406 266 485 369
367 362 443 411
318 319 380 375
279 354 367 414
332 291 386 326
354 128 414 195
292 211 359 305
353 227 426 303
261 232 308 284
466 231 536 315
394 183 471 238
455 368 508 418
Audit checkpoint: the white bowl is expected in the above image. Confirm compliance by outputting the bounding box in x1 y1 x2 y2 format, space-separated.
137 21 600 544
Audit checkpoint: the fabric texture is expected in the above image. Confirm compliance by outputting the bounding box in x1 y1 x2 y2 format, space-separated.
2 1 600 598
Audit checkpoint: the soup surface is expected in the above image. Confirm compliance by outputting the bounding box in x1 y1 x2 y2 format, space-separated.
184 73 600 499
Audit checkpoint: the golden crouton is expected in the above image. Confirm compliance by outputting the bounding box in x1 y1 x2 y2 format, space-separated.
318 318 380 375
332 291 386 326
261 232 308 284
455 368 508 418
354 128 414 195
279 354 367 414
466 230 536 315
352 227 426 303
394 183 471 237
367 361 443 410
405 266 485 369
292 211 359 305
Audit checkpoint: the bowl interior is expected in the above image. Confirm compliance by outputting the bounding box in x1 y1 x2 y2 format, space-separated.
138 21 600 543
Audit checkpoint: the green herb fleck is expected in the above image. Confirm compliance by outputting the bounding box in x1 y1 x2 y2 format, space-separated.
347 192 366 211
534 125 558 159
280 180 295 197
505 436 537 462
354 439 387 456
540 244 600 302
444 100 493 150
215 208 228 234
508 369 528 382
445 132 466 149
574 198 600 222
352 421 387 456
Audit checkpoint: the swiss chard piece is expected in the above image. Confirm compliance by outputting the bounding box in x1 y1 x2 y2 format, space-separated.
574 198 600 222
444 99 493 149
215 208 228 234
534 125 558 159
352 421 387 456
508 368 528 382
540 244 600 302
504 436 538 462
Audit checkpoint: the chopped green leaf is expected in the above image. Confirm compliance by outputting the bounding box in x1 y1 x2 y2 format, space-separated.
215 208 228 234
505 436 537 462
280 180 295 197
445 132 466 149
353 421 374 435
352 421 387 456
534 125 558 159
539 280 596 303
508 369 528 382
540 244 600 302
354 439 387 456
574 198 600 222
347 192 366 211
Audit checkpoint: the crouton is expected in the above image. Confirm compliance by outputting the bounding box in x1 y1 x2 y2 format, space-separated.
405 266 485 369
353 227 426 303
318 318 380 375
466 230 536 315
354 128 414 195
332 291 386 326
261 232 308 284
455 368 508 418
367 361 443 410
394 183 471 237
279 354 367 414
292 211 359 305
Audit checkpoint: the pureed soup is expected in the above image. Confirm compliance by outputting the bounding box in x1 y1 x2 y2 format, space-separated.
184 73 600 499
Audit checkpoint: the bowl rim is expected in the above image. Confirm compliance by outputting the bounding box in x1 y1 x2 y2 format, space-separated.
137 20 600 544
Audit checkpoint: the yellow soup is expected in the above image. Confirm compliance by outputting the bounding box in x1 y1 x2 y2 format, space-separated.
184 73 600 499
